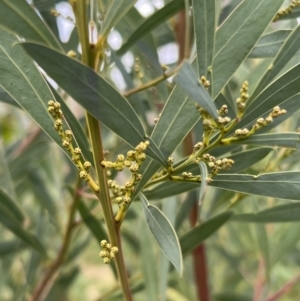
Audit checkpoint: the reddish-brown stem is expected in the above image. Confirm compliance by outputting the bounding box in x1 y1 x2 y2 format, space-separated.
175 5 210 301
265 272 300 301
190 204 211 301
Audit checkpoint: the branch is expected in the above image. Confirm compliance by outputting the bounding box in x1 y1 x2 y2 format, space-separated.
265 272 300 301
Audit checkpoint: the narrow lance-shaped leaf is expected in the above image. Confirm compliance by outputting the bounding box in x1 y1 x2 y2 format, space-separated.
198 161 208 205
174 61 219 119
210 172 300 201
117 0 185 55
180 211 233 255
228 133 300 149
0 29 65 155
100 0 138 37
231 203 300 223
0 196 45 254
0 190 24 223
237 63 300 130
140 193 183 275
0 0 61 50
248 30 292 59
212 0 284 98
21 42 166 166
77 200 108 241
250 25 300 100
192 0 215 79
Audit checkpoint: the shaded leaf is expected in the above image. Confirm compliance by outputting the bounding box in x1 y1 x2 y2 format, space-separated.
228 133 300 149
219 147 274 174
174 61 218 119
100 0 137 37
210 172 300 201
214 292 252 301
239 62 300 130
0 0 61 50
180 211 233 254
0 240 25 257
28 170 58 225
192 0 215 78
77 200 107 241
0 29 68 156
117 0 184 55
140 193 183 275
251 25 300 99
0 197 45 254
212 0 284 98
248 30 291 59
271 225 300 266
22 42 166 166
175 191 198 230
232 202 300 222
0 190 24 224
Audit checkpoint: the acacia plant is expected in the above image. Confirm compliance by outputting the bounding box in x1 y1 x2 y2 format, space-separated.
1 0 300 300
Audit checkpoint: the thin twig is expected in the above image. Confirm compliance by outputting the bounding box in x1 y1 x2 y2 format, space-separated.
122 65 181 98
29 180 81 301
265 272 300 301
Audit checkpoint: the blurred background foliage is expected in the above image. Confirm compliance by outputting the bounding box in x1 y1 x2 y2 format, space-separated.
1 0 300 300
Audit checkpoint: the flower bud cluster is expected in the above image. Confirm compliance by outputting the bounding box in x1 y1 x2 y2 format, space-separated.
200 153 234 175
101 141 149 208
252 106 287 131
134 57 144 82
48 101 99 192
200 76 210 89
99 240 119 264
236 81 249 114
274 0 300 22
